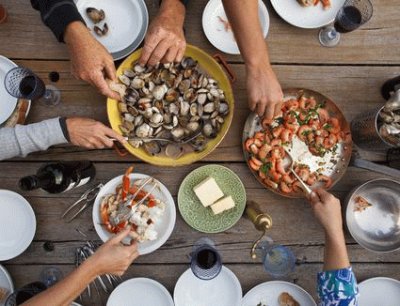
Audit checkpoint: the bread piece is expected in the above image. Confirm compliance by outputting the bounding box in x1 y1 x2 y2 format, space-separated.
278 292 300 306
193 177 224 207
210 195 235 215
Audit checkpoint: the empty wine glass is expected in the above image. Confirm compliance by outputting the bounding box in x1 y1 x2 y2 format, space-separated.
4 67 61 105
319 0 373 47
40 267 63 287
190 237 222 280
257 238 295 278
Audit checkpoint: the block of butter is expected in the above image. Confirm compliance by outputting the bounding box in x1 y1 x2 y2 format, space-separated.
193 177 224 207
211 195 235 215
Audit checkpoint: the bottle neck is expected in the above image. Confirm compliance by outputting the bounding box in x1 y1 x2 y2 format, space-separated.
19 171 53 191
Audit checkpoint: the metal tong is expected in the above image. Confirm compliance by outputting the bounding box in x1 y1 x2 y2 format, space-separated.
61 183 103 222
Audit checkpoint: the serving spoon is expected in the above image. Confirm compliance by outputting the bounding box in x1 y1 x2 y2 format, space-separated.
284 148 313 196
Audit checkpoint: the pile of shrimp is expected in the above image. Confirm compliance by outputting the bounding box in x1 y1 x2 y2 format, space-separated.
244 95 344 194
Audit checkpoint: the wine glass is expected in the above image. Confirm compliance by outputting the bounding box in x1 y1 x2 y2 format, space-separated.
4 67 61 105
190 238 222 280
5 282 47 306
256 238 296 278
40 267 63 287
319 0 373 47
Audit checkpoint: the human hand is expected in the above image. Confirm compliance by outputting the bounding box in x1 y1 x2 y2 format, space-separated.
89 229 139 276
64 21 120 100
308 189 343 235
139 1 186 66
246 64 283 121
66 117 127 149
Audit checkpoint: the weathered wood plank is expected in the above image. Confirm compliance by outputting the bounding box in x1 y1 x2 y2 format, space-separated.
0 0 399 64
7 241 400 266
3 60 397 162
4 263 400 305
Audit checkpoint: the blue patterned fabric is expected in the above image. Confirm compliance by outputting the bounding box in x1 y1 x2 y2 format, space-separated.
317 267 359 306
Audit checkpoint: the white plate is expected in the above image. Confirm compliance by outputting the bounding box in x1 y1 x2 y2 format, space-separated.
107 278 174 306
242 281 316 306
93 173 176 255
270 0 346 29
0 56 18 125
0 190 36 261
0 265 13 306
358 277 400 306
202 0 269 55
174 266 242 306
75 0 148 60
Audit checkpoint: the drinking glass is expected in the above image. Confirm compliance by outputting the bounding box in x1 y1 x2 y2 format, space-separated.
5 282 47 306
257 239 295 278
190 238 222 280
40 267 63 287
319 0 373 47
4 67 61 105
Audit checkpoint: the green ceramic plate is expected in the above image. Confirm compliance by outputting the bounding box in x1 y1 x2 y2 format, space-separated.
178 165 247 233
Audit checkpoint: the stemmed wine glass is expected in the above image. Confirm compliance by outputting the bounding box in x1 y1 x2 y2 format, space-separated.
319 0 373 47
4 67 61 105
190 237 222 280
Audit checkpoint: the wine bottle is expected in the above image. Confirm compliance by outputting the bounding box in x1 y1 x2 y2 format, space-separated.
381 75 400 101
19 161 96 193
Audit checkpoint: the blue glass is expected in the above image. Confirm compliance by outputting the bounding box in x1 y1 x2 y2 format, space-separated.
190 238 222 280
259 240 295 278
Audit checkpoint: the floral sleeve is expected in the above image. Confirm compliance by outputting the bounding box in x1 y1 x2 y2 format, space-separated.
317 267 359 306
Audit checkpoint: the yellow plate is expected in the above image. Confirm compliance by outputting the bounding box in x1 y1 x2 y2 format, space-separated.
107 44 235 167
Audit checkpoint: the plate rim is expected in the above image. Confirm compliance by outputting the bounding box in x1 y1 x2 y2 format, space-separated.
202 0 269 55
74 0 149 60
0 55 19 125
0 189 36 261
177 164 247 234
92 173 176 255
107 277 174 306
174 266 242 306
270 0 346 29
241 280 317 306
0 264 14 300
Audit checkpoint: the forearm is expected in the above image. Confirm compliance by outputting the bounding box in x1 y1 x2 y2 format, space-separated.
159 0 186 23
323 230 350 271
0 118 68 160
222 0 271 68
21 260 98 306
30 0 85 42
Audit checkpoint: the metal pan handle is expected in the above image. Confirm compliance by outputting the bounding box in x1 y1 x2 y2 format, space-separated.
213 54 237 83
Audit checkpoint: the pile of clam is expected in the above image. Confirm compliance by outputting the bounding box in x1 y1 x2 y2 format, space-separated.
111 57 230 158
379 89 400 147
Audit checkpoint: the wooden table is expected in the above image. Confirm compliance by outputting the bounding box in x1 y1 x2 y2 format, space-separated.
1 0 400 305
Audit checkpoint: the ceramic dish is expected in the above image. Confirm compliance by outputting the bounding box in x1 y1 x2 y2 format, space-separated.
270 0 346 29
107 278 174 306
242 281 316 306
75 0 148 60
178 164 246 233
174 266 242 306
358 277 400 306
202 0 269 54
93 173 176 255
0 56 19 125
345 178 400 252
0 265 13 306
0 190 36 261
107 45 235 166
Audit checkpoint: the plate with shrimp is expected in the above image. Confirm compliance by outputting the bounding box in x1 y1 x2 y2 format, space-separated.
243 88 352 198
93 167 176 255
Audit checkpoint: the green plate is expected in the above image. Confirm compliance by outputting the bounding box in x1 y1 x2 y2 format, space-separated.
178 165 247 233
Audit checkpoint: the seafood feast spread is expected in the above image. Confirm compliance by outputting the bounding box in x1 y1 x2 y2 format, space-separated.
297 0 331 10
100 167 166 242
111 57 230 159
245 94 346 195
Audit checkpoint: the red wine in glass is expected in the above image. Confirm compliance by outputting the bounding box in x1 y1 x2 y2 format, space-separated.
334 6 363 33
19 75 46 99
197 249 217 269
